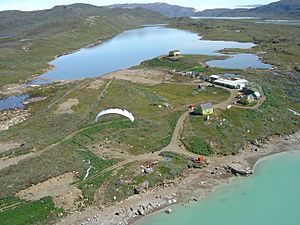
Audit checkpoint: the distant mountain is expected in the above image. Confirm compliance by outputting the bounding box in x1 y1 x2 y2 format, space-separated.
194 8 249 17
238 4 263 8
196 0 300 18
107 3 197 17
249 0 300 16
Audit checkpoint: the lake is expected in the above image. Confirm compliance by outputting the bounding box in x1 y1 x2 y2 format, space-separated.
134 147 300 225
191 17 258 20
35 26 271 82
0 95 29 111
207 54 271 69
256 20 300 26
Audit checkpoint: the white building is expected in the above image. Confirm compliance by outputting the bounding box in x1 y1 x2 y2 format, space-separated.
210 75 248 90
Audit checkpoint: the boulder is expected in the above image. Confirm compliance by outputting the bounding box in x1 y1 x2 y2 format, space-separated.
134 180 149 194
165 209 172 214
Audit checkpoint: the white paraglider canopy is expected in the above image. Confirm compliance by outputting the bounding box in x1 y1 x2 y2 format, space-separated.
95 108 135 123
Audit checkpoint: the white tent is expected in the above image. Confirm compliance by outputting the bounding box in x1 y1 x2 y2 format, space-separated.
95 108 135 123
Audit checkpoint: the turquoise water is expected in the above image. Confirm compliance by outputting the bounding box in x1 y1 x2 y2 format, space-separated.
36 26 271 81
135 150 300 225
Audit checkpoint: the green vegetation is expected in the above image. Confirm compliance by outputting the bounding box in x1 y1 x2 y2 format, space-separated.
1 11 300 225
183 136 213 156
165 18 300 155
95 152 196 205
139 54 244 78
149 83 230 107
0 197 63 225
182 78 300 155
170 18 300 73
0 78 228 206
140 55 226 71
77 171 112 205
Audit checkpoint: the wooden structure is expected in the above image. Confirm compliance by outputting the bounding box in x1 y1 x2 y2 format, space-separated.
194 103 214 115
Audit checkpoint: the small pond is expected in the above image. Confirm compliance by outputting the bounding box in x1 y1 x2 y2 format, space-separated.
0 95 29 111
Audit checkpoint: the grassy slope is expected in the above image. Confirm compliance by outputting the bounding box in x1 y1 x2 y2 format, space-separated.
0 79 228 208
139 54 244 75
0 197 64 225
168 18 300 155
1 15 300 223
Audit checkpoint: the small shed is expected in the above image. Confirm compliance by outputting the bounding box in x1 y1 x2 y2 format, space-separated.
242 87 261 99
194 103 214 115
169 50 181 57
254 91 261 99
246 94 255 103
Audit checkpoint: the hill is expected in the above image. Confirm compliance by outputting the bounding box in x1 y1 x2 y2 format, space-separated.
107 2 197 17
0 3 167 86
0 3 166 34
196 0 300 18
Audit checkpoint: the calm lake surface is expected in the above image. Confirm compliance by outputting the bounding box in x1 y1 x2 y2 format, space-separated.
256 20 300 26
191 17 258 20
0 95 28 110
36 26 271 81
207 53 271 69
135 147 300 225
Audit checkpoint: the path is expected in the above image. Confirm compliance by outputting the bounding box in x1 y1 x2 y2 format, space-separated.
162 111 198 158
81 110 198 183
45 80 90 111
213 88 239 109
0 79 256 171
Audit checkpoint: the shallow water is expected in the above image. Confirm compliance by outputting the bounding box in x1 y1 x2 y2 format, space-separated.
135 148 300 225
256 20 300 26
207 54 272 69
36 27 270 81
0 95 29 110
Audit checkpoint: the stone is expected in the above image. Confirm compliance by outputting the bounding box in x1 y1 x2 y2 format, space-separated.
134 180 149 194
138 208 145 216
165 209 172 214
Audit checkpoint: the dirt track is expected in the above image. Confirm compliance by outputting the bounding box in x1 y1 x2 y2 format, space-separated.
0 68 268 222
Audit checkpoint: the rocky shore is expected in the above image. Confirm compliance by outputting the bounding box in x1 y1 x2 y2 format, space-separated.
0 109 29 131
56 131 300 225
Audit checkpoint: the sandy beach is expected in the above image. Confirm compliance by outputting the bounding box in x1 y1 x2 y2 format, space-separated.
56 131 300 225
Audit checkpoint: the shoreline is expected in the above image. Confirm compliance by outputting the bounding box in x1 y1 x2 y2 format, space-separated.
57 131 300 225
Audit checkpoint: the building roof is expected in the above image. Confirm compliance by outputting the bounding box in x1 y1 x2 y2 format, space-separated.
200 103 213 110
169 50 180 53
254 91 261 97
214 78 247 87
210 75 220 79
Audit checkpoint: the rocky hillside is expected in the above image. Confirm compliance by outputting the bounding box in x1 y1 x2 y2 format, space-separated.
107 3 197 17
0 3 167 34
196 0 300 18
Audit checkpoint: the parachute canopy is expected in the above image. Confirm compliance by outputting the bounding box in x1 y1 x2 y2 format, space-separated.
95 108 135 123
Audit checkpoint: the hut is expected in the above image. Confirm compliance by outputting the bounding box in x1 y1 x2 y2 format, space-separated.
242 87 261 99
194 103 214 115
246 94 255 103
169 50 181 57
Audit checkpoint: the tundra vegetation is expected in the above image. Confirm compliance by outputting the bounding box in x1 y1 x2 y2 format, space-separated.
0 7 299 224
